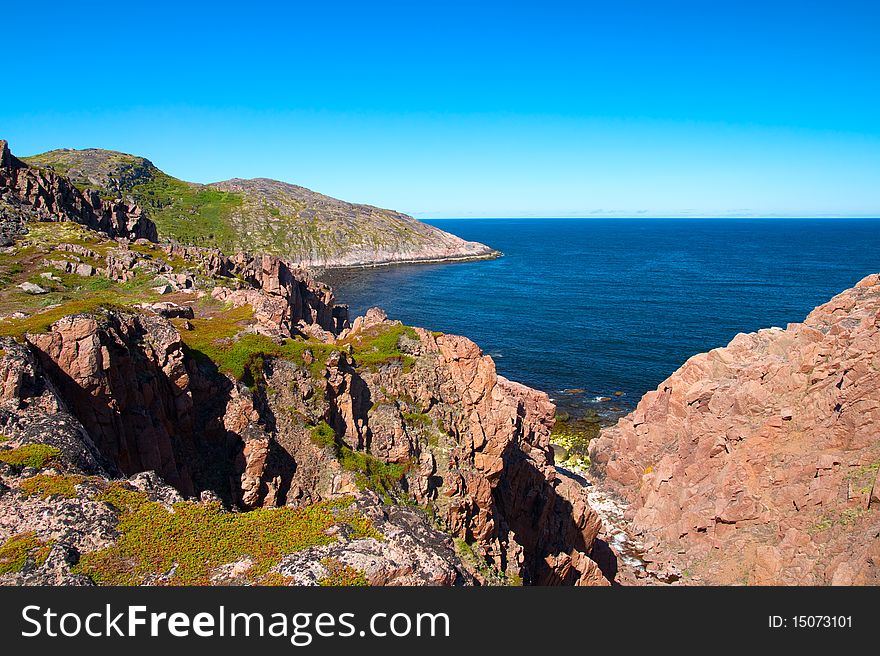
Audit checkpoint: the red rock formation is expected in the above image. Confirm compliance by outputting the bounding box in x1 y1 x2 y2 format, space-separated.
278 317 608 585
164 243 349 337
0 139 157 242
26 313 198 496
0 202 605 585
590 274 880 585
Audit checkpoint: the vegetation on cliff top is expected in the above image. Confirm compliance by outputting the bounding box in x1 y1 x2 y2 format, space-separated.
0 533 55 575
0 444 62 469
129 170 243 251
0 223 166 338
340 323 419 371
19 474 90 499
318 557 369 586
75 484 381 585
180 311 419 387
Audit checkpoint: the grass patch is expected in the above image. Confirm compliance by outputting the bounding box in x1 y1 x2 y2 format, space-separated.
0 444 62 469
23 222 114 253
402 411 433 428
0 532 54 574
0 295 138 338
179 306 341 386
340 324 418 371
130 171 243 252
338 447 410 504
74 484 380 585
19 474 89 499
319 558 369 586
0 260 24 287
309 422 337 449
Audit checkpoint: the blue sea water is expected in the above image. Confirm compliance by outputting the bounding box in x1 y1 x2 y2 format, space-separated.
324 218 880 416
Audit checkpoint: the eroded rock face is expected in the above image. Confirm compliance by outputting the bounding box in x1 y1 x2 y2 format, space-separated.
26 313 198 496
249 316 607 585
0 140 157 242
590 274 880 585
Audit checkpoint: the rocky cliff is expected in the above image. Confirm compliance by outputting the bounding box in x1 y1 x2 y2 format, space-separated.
0 140 156 245
0 153 604 586
22 146 498 267
590 275 880 585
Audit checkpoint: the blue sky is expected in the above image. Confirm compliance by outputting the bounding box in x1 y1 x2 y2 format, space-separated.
4 1 879 217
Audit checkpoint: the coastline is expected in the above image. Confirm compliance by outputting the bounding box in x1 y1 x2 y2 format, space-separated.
314 248 502 272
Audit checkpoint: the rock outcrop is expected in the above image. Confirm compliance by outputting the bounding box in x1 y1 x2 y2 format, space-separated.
164 243 348 337
590 274 880 585
26 314 198 496
0 140 157 242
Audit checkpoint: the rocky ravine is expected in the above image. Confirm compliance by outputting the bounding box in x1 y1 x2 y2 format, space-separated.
21 145 498 268
590 274 880 585
0 141 606 586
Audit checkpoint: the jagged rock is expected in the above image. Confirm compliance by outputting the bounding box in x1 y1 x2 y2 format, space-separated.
590 274 880 585
26 313 197 496
184 247 349 337
0 171 605 587
0 140 157 242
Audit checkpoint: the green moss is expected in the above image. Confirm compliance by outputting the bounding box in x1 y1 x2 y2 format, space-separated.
259 571 294 586
319 558 369 586
75 484 380 586
0 444 62 469
0 532 54 574
339 447 410 504
179 308 340 386
308 421 410 503
0 296 138 338
19 474 89 499
402 411 433 428
341 324 418 371
309 421 337 449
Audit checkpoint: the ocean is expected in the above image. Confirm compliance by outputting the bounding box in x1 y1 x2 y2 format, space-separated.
323 218 880 417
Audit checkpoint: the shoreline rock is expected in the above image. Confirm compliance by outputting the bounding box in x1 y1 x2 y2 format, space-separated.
590 273 880 585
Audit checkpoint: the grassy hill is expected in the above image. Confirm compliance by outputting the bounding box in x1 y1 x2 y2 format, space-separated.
23 148 497 268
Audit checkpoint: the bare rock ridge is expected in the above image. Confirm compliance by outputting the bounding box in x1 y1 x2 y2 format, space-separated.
590 274 880 585
20 143 498 267
0 141 604 586
0 140 157 245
